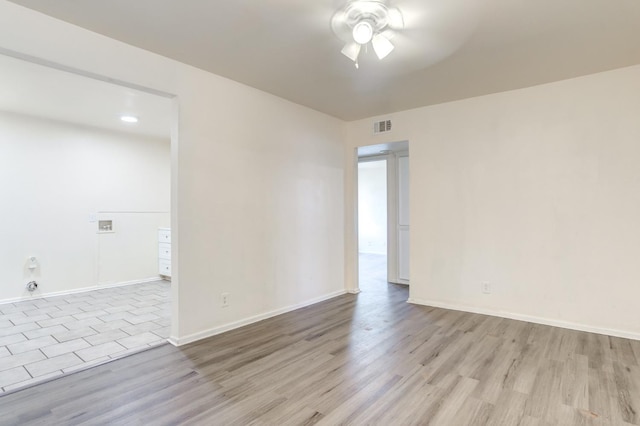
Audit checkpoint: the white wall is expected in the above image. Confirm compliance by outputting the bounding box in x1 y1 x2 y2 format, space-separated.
0 111 170 302
347 64 640 339
0 1 345 343
358 160 387 255
175 66 345 342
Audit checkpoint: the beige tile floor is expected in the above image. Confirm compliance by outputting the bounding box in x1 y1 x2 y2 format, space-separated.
0 280 170 393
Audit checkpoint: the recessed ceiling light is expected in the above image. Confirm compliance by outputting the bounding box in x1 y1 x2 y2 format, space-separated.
120 115 139 123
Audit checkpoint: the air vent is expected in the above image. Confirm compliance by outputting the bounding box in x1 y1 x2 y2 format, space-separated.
373 119 392 135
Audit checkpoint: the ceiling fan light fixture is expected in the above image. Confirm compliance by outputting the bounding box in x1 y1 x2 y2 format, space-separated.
372 33 394 59
352 20 374 44
331 1 403 68
341 42 362 62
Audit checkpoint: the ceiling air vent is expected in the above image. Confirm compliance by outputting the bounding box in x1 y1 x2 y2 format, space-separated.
373 119 392 135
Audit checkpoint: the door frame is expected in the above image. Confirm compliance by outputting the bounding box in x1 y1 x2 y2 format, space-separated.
356 145 410 287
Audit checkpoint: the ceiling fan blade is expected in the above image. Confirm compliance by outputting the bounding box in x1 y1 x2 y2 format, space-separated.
341 42 361 62
372 34 394 59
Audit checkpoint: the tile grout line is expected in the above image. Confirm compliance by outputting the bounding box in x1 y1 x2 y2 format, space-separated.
0 280 170 393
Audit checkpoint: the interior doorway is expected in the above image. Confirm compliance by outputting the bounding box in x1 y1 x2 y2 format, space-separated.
0 52 175 392
357 141 409 292
358 158 388 289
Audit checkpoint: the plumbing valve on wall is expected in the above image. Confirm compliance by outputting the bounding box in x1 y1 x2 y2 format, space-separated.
25 256 40 293
28 256 38 271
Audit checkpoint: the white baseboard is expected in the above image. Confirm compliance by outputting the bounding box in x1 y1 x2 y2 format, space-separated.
0 276 163 306
347 288 361 294
172 289 347 346
407 298 640 341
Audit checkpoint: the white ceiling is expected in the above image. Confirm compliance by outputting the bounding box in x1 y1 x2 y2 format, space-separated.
0 53 171 139
9 0 640 121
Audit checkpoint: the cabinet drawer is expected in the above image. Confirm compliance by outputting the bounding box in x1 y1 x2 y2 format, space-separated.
158 229 171 243
159 259 172 277
158 243 171 260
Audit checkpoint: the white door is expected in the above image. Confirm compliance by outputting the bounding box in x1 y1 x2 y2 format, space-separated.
397 153 410 283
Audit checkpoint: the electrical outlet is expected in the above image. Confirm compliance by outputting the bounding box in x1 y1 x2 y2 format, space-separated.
481 282 491 294
221 292 230 307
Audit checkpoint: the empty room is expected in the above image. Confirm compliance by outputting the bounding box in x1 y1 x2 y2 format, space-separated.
0 54 173 391
1 1 639 425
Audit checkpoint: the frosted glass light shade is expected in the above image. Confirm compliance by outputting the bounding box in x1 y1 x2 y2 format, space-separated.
352 21 373 44
372 34 394 59
341 42 362 61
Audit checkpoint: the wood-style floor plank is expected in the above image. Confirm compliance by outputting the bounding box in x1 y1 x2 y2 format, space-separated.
1 254 639 425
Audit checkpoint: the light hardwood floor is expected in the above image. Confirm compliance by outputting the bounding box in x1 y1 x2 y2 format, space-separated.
1 257 639 425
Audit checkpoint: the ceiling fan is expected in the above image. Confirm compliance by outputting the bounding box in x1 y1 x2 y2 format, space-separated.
331 1 404 68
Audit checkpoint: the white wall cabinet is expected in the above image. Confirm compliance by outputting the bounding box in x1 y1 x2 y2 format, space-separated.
158 228 171 278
